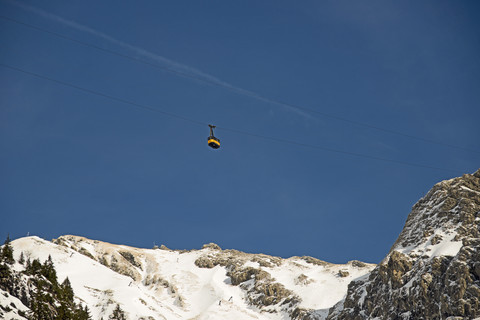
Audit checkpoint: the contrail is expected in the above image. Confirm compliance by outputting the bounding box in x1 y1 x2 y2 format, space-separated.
6 0 313 119
4 2 478 155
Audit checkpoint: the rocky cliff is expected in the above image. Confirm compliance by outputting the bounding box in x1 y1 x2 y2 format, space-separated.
328 169 480 319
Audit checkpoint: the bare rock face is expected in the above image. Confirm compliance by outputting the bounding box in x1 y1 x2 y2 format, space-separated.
202 243 222 250
328 169 480 320
193 246 374 319
194 248 299 315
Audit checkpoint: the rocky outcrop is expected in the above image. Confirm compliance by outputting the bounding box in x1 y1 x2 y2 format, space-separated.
53 235 145 281
193 244 374 319
328 169 480 319
194 248 283 270
202 243 222 250
194 248 300 315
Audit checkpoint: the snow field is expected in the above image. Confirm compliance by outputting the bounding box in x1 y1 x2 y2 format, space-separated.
9 236 374 320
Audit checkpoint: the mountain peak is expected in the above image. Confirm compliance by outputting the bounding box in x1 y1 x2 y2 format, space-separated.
329 169 480 319
474 168 480 178
390 169 480 257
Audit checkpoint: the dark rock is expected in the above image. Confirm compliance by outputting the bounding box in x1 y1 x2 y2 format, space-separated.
301 256 329 266
349 260 368 268
194 256 215 268
119 251 142 269
202 243 221 250
338 270 350 278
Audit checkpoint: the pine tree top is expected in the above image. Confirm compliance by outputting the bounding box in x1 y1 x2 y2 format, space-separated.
1 235 14 264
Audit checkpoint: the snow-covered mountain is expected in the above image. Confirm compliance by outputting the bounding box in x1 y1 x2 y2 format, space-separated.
1 235 374 320
2 169 479 320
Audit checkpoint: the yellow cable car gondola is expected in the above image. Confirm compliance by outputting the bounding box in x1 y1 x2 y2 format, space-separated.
207 124 220 149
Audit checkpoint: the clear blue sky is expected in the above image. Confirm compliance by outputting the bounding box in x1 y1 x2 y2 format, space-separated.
1 0 479 263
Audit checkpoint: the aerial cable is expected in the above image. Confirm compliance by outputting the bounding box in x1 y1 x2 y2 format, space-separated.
0 62 462 174
0 63 206 127
0 15 478 156
216 126 460 173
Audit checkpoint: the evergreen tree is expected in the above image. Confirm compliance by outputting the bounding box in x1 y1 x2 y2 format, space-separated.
0 262 12 284
109 304 127 320
84 305 91 318
27 257 59 320
19 251 25 265
28 289 52 320
26 258 42 275
60 277 74 303
55 302 70 320
1 234 15 264
55 277 76 320
42 255 57 285
75 305 91 320
20 255 93 320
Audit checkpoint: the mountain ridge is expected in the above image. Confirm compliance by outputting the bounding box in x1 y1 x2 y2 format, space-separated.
2 234 374 320
1 169 479 319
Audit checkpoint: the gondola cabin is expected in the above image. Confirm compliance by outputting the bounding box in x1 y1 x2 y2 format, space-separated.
208 124 220 149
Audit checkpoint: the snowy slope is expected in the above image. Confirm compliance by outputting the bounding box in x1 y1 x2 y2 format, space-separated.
0 290 29 320
4 236 375 320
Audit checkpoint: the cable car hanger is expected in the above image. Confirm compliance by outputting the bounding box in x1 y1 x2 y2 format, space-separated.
0 63 461 173
208 124 220 149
